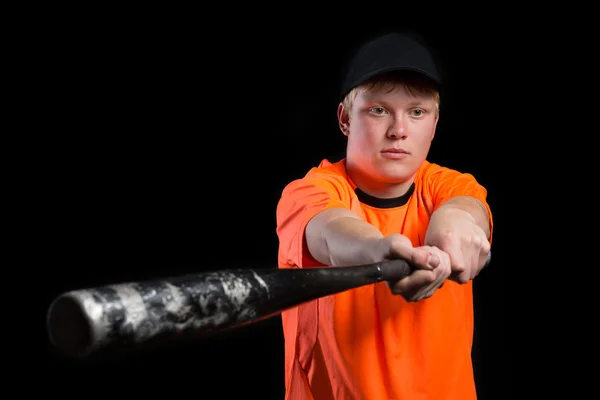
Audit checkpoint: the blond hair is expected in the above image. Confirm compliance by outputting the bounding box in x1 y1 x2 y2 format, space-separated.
342 71 440 116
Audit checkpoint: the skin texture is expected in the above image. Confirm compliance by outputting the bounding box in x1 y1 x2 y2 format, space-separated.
339 83 438 199
305 80 491 302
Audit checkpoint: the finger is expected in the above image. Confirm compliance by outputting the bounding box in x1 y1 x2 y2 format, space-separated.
390 269 436 296
413 268 448 301
439 233 466 274
481 239 491 254
448 248 466 274
472 227 491 266
446 244 469 283
407 248 450 300
413 281 440 301
430 253 452 290
472 224 491 253
411 248 440 270
449 269 470 284
390 245 439 270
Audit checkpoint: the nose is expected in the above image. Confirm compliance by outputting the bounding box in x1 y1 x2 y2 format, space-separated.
386 117 407 140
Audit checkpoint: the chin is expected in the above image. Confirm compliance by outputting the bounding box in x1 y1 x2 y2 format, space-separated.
377 164 417 183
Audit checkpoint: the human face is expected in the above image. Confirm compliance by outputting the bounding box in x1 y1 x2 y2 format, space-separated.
339 82 439 198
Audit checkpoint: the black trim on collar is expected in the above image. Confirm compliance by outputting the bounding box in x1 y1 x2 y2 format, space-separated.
354 183 415 209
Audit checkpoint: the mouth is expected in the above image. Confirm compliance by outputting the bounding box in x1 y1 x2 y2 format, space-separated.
381 148 409 159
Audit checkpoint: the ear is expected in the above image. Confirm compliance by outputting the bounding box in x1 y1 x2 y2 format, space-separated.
337 103 350 136
431 114 439 140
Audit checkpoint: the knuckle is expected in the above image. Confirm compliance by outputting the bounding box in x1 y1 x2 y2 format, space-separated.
442 264 452 277
483 241 491 252
425 270 436 283
480 246 489 259
439 233 454 249
441 230 454 242
453 261 466 272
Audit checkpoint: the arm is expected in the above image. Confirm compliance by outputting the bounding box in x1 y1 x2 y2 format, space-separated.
429 195 491 239
305 207 385 267
305 207 452 302
276 174 450 302
425 195 492 283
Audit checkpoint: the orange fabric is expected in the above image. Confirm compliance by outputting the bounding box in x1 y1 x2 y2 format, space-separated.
276 158 493 400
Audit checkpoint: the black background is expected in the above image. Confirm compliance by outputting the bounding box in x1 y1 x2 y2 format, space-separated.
26 11 513 400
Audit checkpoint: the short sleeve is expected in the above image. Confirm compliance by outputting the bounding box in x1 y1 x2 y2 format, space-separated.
276 175 351 269
424 165 494 243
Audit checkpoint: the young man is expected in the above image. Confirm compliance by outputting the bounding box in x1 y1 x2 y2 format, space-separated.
275 32 493 399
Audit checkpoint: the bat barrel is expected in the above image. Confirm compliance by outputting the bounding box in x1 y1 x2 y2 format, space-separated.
47 269 273 358
46 259 412 358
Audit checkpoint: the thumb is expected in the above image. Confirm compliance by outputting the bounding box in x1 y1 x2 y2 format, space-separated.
407 248 440 270
386 234 439 270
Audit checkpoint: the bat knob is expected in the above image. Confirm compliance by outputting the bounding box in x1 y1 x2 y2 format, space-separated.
47 292 100 358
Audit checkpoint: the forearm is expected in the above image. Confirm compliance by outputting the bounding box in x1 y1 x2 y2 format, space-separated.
427 196 491 241
305 208 385 267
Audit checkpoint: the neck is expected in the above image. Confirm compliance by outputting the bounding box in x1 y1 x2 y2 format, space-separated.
346 164 416 199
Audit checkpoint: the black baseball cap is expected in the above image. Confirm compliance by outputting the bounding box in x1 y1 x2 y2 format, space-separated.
340 31 442 101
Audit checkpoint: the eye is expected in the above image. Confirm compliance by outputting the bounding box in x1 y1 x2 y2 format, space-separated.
411 109 425 117
369 107 387 115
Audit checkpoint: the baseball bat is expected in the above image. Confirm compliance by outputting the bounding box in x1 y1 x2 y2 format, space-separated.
46 253 491 359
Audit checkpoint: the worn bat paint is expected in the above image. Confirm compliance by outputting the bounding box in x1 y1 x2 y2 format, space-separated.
47 255 489 358
48 269 279 358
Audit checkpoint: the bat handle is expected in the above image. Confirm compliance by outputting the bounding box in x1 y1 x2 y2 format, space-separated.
379 251 492 281
379 258 412 281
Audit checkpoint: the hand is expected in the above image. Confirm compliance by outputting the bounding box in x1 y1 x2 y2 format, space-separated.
386 245 451 302
377 233 441 271
425 207 491 284
375 234 450 302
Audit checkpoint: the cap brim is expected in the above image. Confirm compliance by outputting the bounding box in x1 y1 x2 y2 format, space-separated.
342 65 442 100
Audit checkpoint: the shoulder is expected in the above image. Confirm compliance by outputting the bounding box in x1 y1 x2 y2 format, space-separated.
281 158 354 197
416 160 457 179
415 160 483 187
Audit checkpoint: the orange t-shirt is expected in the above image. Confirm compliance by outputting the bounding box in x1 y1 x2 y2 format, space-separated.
275 158 493 400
